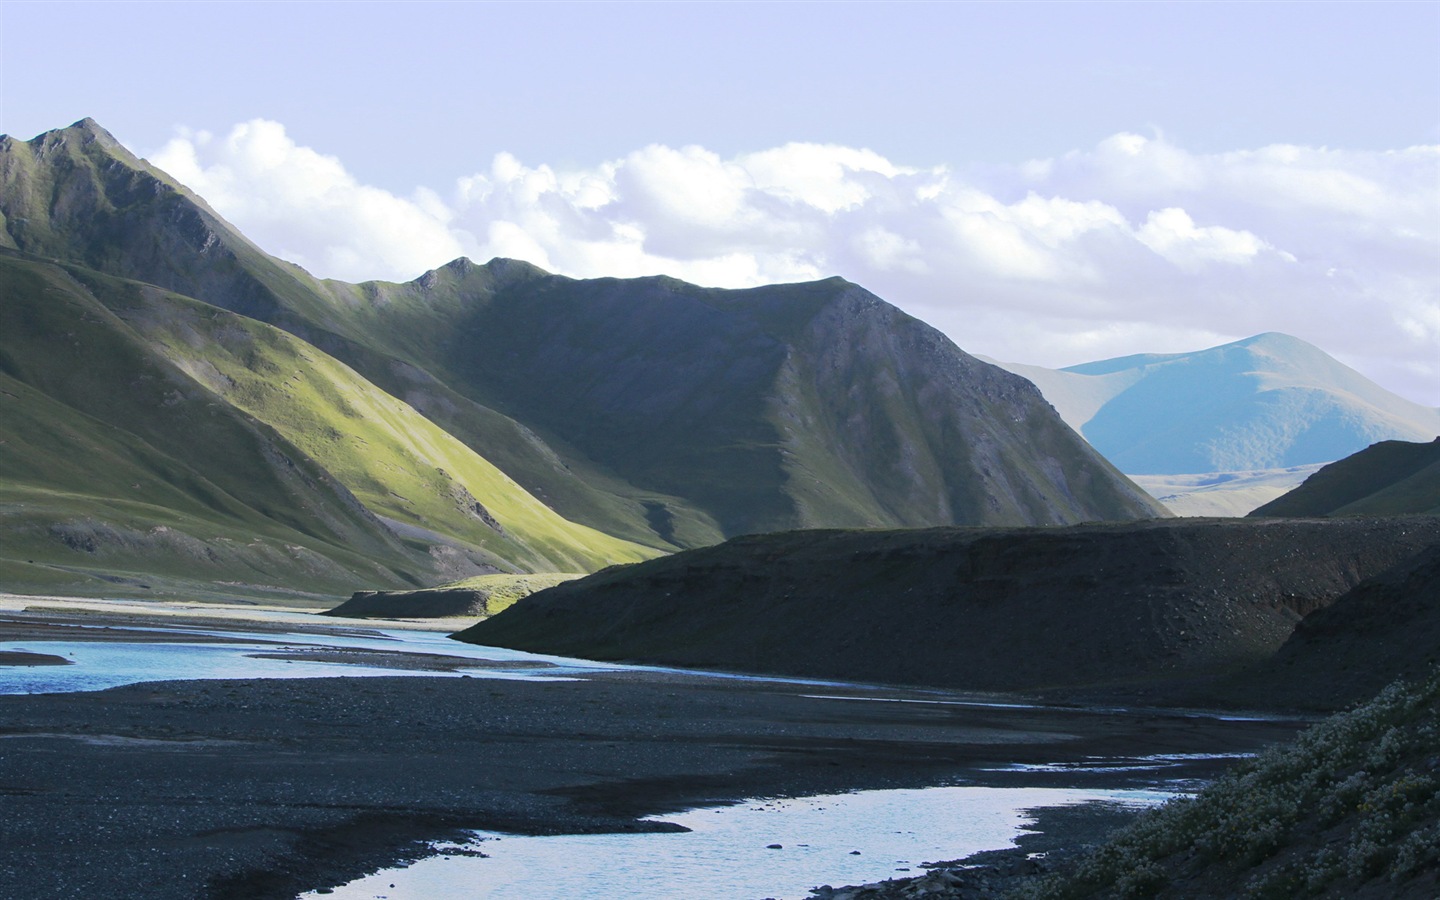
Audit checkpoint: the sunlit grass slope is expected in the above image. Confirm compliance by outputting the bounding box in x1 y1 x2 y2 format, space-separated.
0 254 436 601
68 267 656 573
0 252 653 601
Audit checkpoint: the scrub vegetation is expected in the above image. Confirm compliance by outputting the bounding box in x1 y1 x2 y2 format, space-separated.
1017 671 1440 899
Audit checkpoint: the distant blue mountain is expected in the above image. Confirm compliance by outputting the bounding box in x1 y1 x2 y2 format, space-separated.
992 333 1440 475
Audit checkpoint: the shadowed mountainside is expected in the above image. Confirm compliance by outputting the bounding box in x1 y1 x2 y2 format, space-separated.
456 517 1440 697
354 264 1167 536
1249 438 1440 517
0 119 1166 575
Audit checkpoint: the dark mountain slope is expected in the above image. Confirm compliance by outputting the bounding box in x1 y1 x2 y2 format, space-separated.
355 266 1167 534
2 119 1166 546
456 517 1440 695
1250 438 1440 517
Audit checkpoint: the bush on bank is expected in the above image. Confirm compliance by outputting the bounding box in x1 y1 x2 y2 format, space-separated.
1016 670 1440 899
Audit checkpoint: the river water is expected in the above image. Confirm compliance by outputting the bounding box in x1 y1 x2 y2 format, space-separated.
297 785 1173 900
2 612 1202 899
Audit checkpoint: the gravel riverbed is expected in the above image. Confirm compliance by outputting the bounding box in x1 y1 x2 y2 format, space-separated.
1 608 1303 899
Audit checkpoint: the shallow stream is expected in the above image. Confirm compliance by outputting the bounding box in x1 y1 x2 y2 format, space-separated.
1 613 1219 899
297 785 1173 900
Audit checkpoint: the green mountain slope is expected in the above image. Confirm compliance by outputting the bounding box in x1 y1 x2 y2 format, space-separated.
1250 438 1440 517
76 265 656 572
0 253 429 600
331 264 1170 533
1 121 701 548
0 252 655 599
2 119 1166 563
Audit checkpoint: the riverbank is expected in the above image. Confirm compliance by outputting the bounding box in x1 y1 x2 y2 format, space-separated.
0 600 1304 899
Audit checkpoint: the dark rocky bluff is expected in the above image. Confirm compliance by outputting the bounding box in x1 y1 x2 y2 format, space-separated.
457 516 1440 698
1220 542 1440 709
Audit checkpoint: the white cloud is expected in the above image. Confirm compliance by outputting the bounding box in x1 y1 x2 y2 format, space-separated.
147 122 1440 405
1135 207 1272 270
151 120 468 281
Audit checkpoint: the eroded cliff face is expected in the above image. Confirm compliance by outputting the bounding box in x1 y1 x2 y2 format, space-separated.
1226 542 1440 709
459 517 1440 697
776 284 1162 527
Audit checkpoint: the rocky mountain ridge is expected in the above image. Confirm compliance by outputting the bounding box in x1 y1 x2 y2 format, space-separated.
0 119 1164 595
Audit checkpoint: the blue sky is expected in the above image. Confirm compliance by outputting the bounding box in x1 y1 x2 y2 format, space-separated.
3 1 1438 403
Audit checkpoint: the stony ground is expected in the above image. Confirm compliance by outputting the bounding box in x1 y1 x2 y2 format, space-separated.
0 611 1303 900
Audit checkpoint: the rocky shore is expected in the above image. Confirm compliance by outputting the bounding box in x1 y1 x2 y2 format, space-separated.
0 607 1304 899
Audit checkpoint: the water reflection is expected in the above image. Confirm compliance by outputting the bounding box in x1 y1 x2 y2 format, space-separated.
0 626 620 694
299 786 1171 900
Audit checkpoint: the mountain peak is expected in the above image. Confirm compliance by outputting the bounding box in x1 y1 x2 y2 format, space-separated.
1002 332 1440 475
1231 332 1322 355
412 256 550 292
47 117 123 150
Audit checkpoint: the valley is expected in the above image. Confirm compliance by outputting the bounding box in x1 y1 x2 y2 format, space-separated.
0 599 1303 900
1 118 1437 899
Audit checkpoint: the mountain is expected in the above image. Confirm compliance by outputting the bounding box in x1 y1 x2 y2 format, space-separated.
338 265 1168 535
0 118 1166 595
0 250 654 600
992 334 1440 475
1249 438 1440 517
456 517 1440 695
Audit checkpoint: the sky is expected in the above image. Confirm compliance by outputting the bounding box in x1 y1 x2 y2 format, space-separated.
3 1 1438 405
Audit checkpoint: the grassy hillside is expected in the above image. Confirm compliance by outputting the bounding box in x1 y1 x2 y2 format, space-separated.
79 269 657 573
1250 439 1440 517
2 119 1168 555
0 253 435 601
457 517 1440 695
0 252 654 599
1018 671 1440 899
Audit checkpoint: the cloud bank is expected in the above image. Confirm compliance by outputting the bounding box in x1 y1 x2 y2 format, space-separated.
151 123 1440 405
